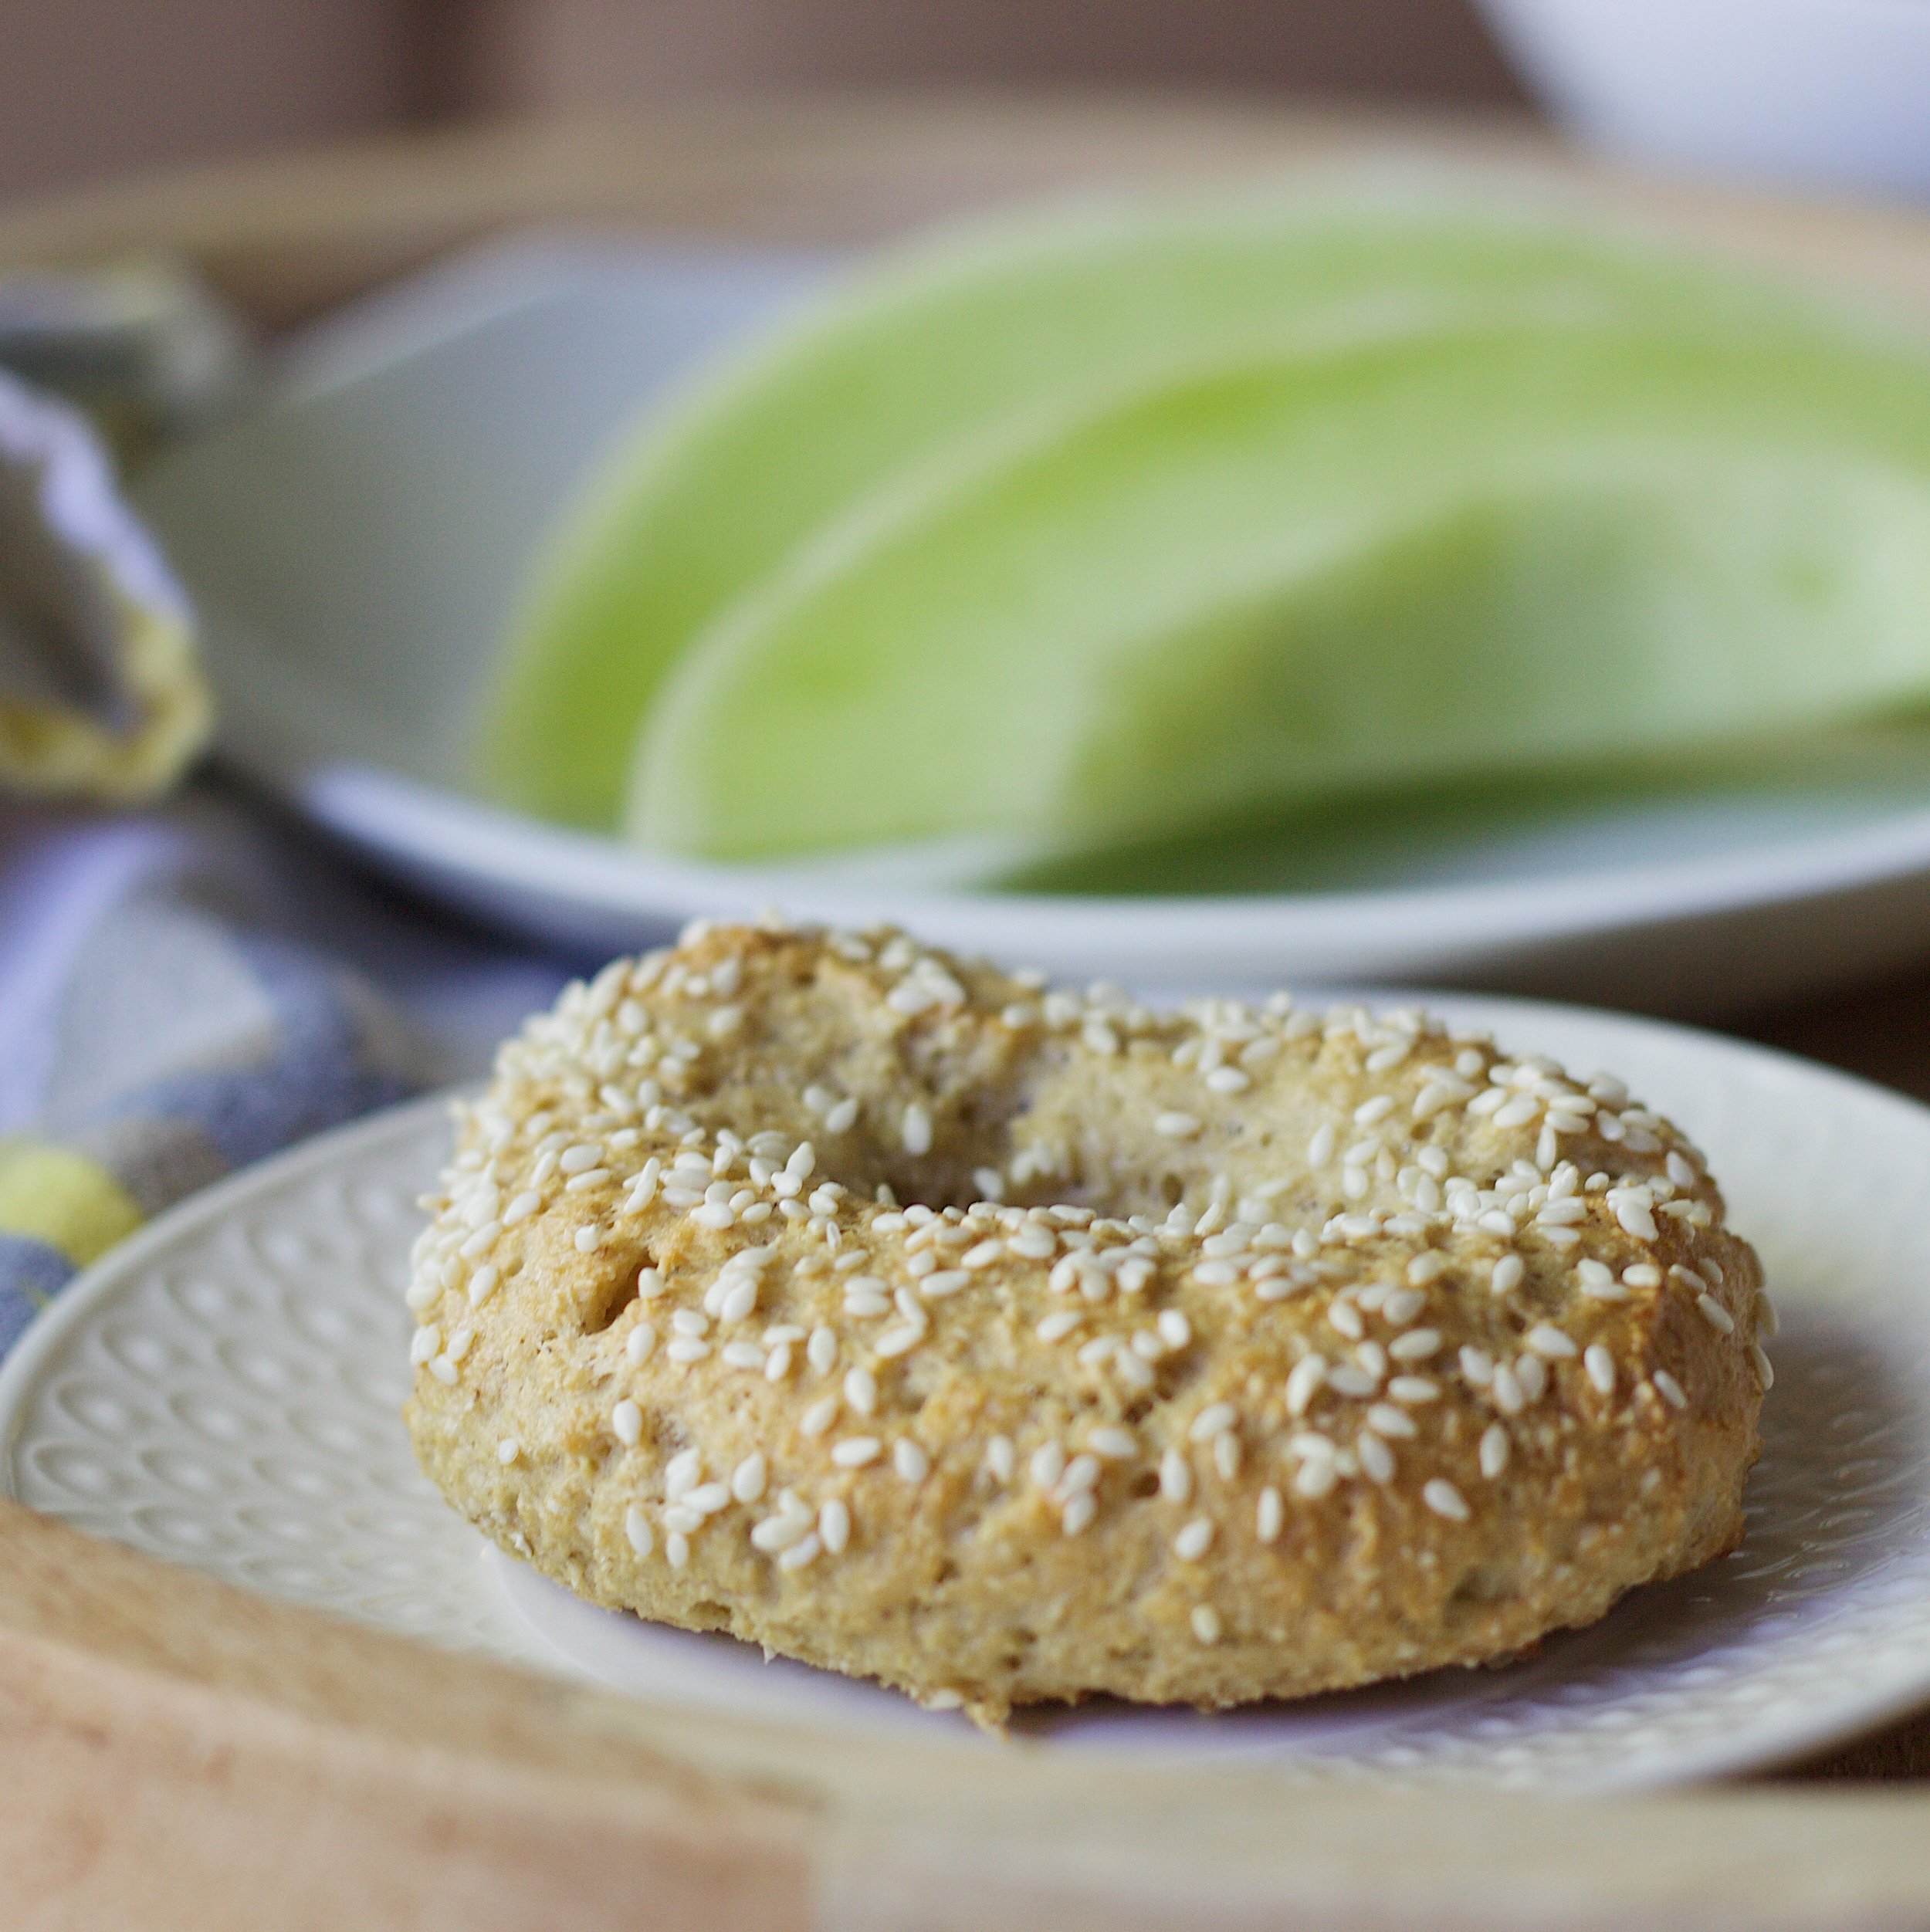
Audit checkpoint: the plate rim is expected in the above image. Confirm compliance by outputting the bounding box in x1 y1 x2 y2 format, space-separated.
9 994 1930 1785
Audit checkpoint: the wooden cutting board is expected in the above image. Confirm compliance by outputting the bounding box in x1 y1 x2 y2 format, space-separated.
5 95 1930 1926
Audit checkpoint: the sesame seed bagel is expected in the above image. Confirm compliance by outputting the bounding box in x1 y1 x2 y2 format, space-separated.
405 920 1766 1727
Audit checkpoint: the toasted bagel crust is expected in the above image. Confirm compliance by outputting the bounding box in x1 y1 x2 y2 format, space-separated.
406 922 1765 1725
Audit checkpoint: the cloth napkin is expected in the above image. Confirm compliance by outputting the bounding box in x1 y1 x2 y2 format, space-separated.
0 783 572 1359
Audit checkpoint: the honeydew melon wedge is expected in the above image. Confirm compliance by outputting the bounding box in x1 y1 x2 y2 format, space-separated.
482 195 1848 828
626 310 1930 868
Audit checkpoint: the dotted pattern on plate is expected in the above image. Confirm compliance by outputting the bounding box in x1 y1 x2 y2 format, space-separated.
7 1020 1930 1789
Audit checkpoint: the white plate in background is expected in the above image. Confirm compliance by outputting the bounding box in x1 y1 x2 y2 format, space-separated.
136 235 1930 1014
1478 0 1930 202
5 993 1930 1789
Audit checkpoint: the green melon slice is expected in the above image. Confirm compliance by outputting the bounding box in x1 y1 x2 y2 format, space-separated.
482 193 1849 828
625 310 1930 868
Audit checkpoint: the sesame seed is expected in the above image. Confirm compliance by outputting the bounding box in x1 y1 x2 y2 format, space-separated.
902 1104 933 1155
1526 1325 1578 1360
732 1454 767 1503
665 1532 690 1569
1366 1402 1416 1439
1424 1479 1471 1521
1354 1095 1396 1126
1479 1423 1511 1478
1381 1287 1427 1326
460 1222 502 1258
1752 1345 1775 1389
1285 1355 1328 1416
1256 1487 1284 1541
1584 1344 1616 1395
1615 1197 1661 1242
1160 1448 1193 1503
1189 1402 1238 1443
625 1506 653 1555
1190 1605 1223 1644
1158 1309 1192 1350
1089 1426 1137 1461
801 1396 838 1436
819 1499 851 1553
496 1438 520 1465
895 1439 930 1482
777 1532 821 1571
1174 1518 1215 1561
1696 1294 1735 1335
1085 1020 1122 1057
1031 1442 1067 1490
612 1400 643 1445
751 1513 809 1552
1388 1328 1441 1362
1155 1111 1202 1139
1293 1457 1337 1498
807 1326 838 1373
1389 1375 1440 1404
986 1436 1016 1484
1356 1430 1395 1484
1062 1493 1097 1535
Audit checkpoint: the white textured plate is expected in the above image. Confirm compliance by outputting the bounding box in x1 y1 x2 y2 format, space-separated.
135 235 1930 1017
5 992 1930 1789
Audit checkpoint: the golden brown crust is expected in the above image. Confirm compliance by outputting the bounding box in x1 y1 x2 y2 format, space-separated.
404 920 1767 1726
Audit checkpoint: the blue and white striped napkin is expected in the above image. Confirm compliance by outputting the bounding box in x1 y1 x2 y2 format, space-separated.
0 786 571 1358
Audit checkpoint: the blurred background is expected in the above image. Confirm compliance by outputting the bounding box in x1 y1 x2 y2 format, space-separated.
0 0 1527 201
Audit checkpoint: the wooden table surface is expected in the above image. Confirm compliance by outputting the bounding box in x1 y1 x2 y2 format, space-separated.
5 94 1930 1924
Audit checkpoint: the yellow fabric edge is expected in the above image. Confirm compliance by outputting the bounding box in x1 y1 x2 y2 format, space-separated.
0 1139 144 1267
